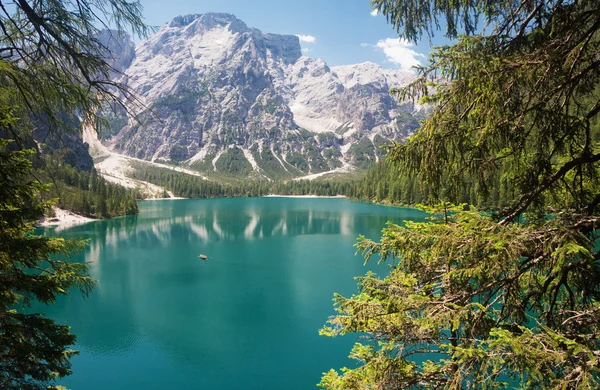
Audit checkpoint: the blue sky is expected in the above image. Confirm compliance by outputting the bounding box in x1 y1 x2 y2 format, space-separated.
137 0 450 71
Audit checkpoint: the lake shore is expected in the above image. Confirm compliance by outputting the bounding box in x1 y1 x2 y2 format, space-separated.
263 194 347 199
140 195 348 200
140 197 186 201
38 207 96 229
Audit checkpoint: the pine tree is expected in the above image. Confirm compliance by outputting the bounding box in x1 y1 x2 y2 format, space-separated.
0 141 95 389
320 0 600 388
0 1 146 388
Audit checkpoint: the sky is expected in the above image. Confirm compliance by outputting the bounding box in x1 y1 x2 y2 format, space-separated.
137 0 451 71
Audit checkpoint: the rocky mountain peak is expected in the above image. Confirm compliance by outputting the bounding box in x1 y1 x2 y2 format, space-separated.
98 14 422 180
95 29 135 76
332 62 413 90
264 33 302 64
167 13 245 30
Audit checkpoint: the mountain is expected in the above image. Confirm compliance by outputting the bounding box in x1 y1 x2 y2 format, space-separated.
101 13 422 180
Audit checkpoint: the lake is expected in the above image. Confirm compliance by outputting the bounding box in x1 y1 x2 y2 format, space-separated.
37 197 427 389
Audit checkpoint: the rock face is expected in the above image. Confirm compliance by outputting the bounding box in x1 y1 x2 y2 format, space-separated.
96 29 136 77
105 13 422 179
33 121 95 171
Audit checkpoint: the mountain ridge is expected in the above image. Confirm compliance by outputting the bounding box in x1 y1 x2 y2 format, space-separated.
98 13 422 180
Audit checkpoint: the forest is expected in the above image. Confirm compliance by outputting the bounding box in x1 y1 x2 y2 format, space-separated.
128 158 512 210
129 164 272 198
37 157 139 218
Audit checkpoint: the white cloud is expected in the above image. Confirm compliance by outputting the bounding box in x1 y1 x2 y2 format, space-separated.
360 43 371 48
370 9 378 16
302 47 310 53
296 34 316 43
374 38 425 72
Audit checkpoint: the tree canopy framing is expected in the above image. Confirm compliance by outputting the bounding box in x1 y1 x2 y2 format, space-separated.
320 1 600 388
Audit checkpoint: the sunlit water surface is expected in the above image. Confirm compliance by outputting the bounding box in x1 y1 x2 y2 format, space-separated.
36 198 426 389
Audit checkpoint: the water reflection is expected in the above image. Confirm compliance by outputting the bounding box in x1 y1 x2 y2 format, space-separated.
58 198 395 246
36 198 426 390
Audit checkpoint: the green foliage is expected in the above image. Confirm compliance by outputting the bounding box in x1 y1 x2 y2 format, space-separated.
127 163 362 198
264 100 281 115
129 164 271 198
320 0 600 388
316 132 337 144
285 151 310 172
0 0 147 138
214 147 253 176
321 209 600 389
305 144 329 173
0 0 146 388
189 151 217 172
0 140 96 389
348 137 377 169
297 128 313 139
100 114 128 140
168 145 190 162
273 179 356 197
323 147 342 160
97 103 128 141
146 155 508 206
37 158 139 218
334 123 353 135
249 147 302 180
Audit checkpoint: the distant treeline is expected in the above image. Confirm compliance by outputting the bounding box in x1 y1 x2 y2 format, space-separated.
37 158 139 218
129 159 518 210
129 166 272 198
271 180 356 197
275 161 455 205
331 160 516 209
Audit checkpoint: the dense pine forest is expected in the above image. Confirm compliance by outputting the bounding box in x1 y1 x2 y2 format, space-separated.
129 164 272 198
37 157 139 218
128 159 512 210
36 145 523 215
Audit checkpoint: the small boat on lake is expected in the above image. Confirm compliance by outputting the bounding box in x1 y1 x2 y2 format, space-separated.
198 254 208 260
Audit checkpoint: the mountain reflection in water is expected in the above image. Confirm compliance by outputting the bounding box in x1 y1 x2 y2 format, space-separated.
37 198 426 390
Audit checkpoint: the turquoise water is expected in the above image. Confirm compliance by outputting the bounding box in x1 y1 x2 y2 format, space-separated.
37 198 426 389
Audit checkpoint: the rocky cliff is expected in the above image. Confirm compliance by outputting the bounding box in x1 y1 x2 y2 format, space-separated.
103 13 422 179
